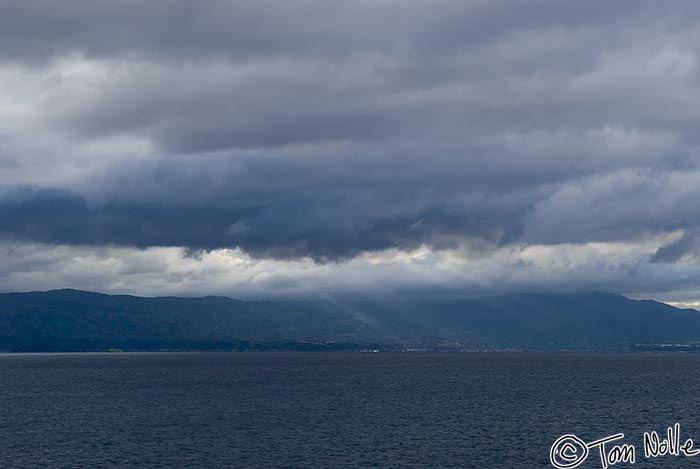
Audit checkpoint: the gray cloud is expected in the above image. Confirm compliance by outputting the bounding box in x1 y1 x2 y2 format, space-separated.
0 1 676 63
0 182 524 261
651 228 700 263
2 0 700 296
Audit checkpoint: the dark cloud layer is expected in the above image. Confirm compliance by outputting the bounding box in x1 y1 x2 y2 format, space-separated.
0 184 521 261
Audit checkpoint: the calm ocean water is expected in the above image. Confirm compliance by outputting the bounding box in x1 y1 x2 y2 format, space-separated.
2 352 700 468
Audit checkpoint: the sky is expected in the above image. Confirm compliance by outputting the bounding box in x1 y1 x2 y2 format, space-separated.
2 0 700 304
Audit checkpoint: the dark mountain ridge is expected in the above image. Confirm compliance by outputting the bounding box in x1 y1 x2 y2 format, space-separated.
0 289 699 351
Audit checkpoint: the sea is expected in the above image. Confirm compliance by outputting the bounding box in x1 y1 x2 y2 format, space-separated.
2 352 700 468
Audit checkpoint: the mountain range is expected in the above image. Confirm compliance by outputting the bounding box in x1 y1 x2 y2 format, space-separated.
0 289 699 352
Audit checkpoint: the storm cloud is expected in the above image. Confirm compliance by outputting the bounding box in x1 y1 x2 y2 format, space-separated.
2 1 700 298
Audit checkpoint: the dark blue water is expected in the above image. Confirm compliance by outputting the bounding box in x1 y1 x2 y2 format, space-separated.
1 352 700 468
